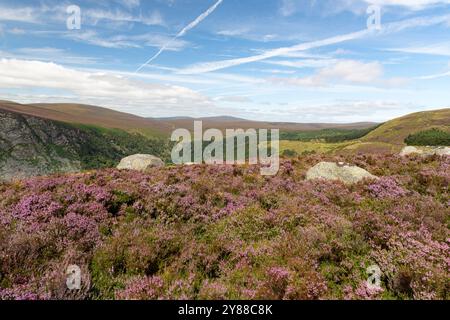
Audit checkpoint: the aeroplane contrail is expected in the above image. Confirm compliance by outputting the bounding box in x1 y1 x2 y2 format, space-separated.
134 0 224 74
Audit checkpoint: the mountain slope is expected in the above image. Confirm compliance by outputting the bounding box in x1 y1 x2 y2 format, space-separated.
0 100 377 136
0 101 172 138
362 108 450 145
280 108 450 155
158 116 377 133
0 108 169 181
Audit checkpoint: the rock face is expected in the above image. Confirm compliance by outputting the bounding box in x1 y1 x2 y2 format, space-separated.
0 109 82 181
117 154 164 171
400 146 450 157
306 162 378 184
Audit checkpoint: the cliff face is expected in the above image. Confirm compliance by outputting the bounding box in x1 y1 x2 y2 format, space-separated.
0 108 170 181
0 109 82 180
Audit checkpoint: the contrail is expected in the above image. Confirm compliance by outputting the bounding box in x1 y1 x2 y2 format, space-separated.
177 13 450 74
135 0 224 74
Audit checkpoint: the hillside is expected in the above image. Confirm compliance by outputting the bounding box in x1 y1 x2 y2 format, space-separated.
362 108 450 145
0 108 169 181
0 101 172 138
158 116 376 133
280 108 450 156
0 155 448 300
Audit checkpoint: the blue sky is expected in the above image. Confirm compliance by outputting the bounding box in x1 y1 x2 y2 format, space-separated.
0 0 449 122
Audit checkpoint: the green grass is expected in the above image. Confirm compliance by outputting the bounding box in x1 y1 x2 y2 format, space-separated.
280 126 380 143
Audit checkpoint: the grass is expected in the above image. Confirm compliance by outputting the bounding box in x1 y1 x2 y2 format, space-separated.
363 108 450 145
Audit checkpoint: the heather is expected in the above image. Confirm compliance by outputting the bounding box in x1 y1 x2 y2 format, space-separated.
0 154 448 300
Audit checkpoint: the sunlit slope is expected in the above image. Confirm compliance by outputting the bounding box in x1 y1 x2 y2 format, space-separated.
0 100 172 138
362 108 450 145
280 109 450 155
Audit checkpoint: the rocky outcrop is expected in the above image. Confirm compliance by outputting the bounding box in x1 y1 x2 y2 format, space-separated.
399 146 423 156
306 162 378 184
425 147 450 156
117 154 164 171
400 146 450 157
0 109 82 181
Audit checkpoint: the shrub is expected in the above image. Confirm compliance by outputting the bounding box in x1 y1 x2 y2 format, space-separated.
405 128 450 146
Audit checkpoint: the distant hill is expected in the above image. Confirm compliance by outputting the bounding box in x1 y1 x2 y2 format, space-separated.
155 116 377 133
362 108 450 145
1 100 377 137
0 100 172 138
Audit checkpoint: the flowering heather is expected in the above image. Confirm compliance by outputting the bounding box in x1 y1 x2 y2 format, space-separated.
0 154 448 300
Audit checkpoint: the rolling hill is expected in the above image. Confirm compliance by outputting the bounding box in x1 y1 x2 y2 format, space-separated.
0 101 377 137
156 116 377 133
362 108 450 145
0 100 172 138
280 108 450 155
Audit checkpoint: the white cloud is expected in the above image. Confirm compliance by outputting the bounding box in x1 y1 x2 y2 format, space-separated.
275 100 420 123
0 59 213 116
0 6 37 23
267 60 404 88
364 0 450 10
265 58 338 69
66 31 188 50
84 8 165 26
0 47 100 66
217 28 251 37
215 96 252 103
178 13 450 74
387 42 450 56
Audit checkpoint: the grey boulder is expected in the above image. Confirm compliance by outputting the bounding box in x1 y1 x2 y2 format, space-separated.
117 154 164 171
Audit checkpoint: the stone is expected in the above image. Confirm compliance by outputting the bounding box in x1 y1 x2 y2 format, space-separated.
306 161 378 184
117 154 164 171
399 146 423 156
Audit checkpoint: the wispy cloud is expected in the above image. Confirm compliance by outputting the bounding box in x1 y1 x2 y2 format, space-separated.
84 8 165 26
117 0 141 9
67 31 188 50
387 42 450 56
135 0 225 73
364 0 450 10
268 60 385 87
177 13 450 74
0 47 100 65
0 6 38 23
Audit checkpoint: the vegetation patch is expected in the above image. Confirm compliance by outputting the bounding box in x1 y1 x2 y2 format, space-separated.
405 128 450 146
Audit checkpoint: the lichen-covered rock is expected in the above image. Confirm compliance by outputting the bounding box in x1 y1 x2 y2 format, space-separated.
306 161 378 184
424 147 450 156
400 146 423 156
400 146 450 157
0 109 81 181
117 154 164 171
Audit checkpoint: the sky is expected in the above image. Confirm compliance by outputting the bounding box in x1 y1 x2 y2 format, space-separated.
0 0 449 123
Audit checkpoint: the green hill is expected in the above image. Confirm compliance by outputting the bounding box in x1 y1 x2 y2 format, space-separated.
280 108 450 155
362 108 450 146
